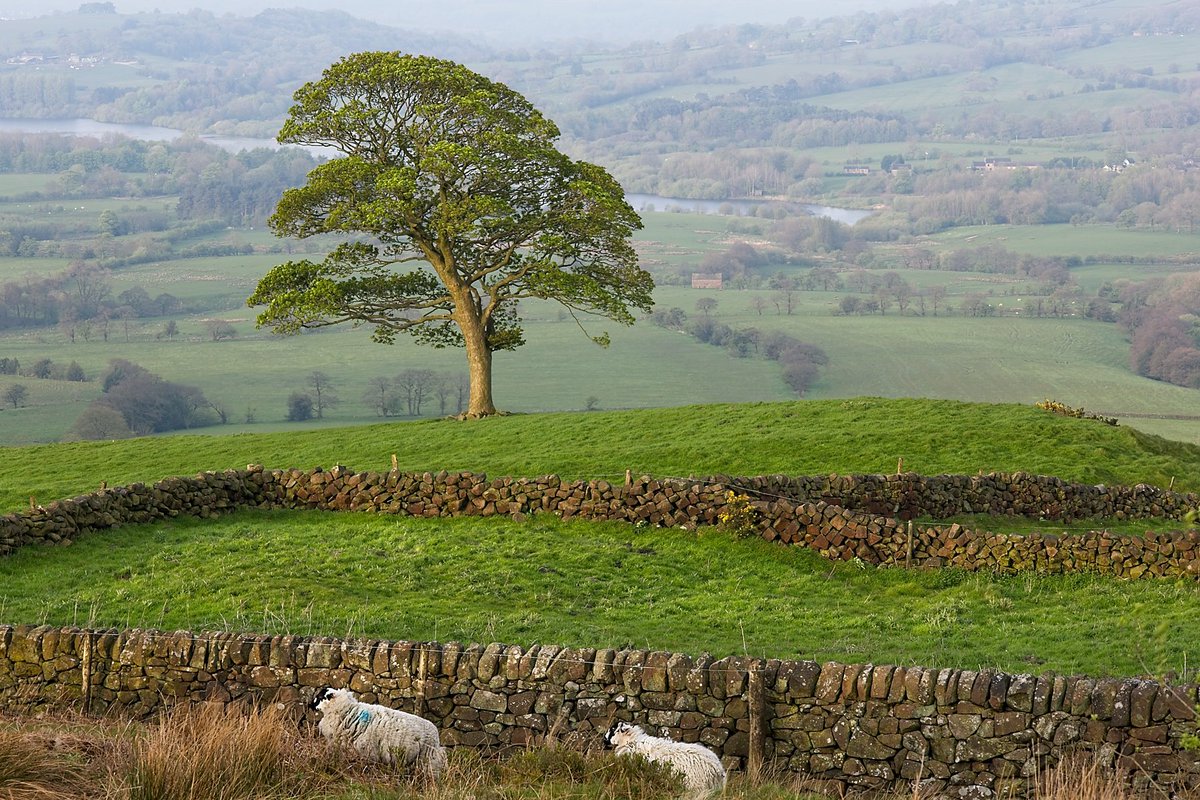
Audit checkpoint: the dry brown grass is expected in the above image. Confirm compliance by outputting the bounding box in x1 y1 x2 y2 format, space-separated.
117 702 297 800
3 707 1199 800
1033 756 1135 800
0 720 114 800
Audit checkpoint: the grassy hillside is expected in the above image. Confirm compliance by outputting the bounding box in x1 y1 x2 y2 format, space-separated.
3 508 1196 676
2 401 1199 678
3 398 1199 513
4 221 1200 446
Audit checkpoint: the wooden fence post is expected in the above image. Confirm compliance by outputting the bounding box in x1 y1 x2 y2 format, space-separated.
747 661 766 779
414 646 429 716
81 631 93 714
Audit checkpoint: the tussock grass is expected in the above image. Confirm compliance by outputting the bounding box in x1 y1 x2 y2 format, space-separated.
0 728 86 798
1034 756 1135 800
119 703 294 800
2 710 1187 799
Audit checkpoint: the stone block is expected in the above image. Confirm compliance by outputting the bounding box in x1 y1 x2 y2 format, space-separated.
509 691 536 716
870 665 895 700
780 660 821 698
847 731 896 759
948 714 982 739
1130 681 1156 728
816 662 845 702
1008 676 1036 714
471 690 507 713
642 651 670 693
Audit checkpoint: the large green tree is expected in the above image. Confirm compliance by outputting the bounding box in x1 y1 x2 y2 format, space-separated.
248 52 654 418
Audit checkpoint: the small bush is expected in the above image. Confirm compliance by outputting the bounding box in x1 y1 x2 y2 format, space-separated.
1035 399 1118 426
288 391 314 422
717 490 760 538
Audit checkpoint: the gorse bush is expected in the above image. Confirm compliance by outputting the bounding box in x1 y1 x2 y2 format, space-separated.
717 490 760 538
1035 399 1118 426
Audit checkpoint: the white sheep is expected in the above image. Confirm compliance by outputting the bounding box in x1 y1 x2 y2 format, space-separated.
603 720 726 796
311 687 447 780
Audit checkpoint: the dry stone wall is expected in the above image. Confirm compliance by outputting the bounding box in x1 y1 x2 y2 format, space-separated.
3 469 1200 795
2 466 1198 579
1 624 1198 798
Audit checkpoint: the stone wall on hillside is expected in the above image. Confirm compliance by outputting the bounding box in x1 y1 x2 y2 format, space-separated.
1 625 1197 798
2 467 1198 579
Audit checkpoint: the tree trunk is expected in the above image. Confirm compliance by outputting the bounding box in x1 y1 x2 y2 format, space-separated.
457 304 498 418
463 335 496 417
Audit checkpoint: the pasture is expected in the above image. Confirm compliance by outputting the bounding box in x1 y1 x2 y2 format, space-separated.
2 180 1199 446
2 507 1197 677
3 209 1200 445
925 223 1200 260
2 398 1198 513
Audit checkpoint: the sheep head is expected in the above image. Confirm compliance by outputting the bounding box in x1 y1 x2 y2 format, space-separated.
311 687 354 712
603 720 642 749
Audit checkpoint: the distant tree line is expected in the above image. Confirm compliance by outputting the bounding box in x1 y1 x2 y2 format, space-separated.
361 369 469 419
0 263 182 332
0 356 88 382
0 9 488 135
66 359 221 440
1118 273 1200 389
0 133 316 227
649 304 828 396
282 369 470 422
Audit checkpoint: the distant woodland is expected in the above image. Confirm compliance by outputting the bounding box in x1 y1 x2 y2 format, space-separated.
0 0 1198 412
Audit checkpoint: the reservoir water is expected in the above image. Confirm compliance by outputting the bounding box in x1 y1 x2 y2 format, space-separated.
0 119 873 224
625 193 873 225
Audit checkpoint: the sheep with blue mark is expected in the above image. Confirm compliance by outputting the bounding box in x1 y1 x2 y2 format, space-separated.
311 687 447 779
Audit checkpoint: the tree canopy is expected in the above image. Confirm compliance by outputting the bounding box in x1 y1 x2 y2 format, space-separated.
247 51 654 418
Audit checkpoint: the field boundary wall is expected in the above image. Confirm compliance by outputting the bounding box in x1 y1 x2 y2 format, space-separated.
2 468 1200 795
2 466 1198 578
0 624 1197 797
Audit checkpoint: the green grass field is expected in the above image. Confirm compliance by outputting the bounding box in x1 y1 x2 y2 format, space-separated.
3 398 1198 513
927 223 1200 259
3 395 1197 679
2 508 1196 676
651 283 1200 444
2 210 1198 446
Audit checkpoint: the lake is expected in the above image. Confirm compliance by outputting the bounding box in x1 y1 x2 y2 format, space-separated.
625 193 873 225
0 119 873 224
0 117 285 154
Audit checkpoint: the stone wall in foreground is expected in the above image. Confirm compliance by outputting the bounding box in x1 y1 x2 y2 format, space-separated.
3 468 1200 795
1 625 1198 798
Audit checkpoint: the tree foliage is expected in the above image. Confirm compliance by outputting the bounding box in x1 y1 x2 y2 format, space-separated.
248 52 654 417
68 359 218 439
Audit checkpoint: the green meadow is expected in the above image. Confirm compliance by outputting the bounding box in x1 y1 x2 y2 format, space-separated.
3 212 1199 445
3 398 1199 513
926 223 1200 260
2 397 1200 677
2 508 1196 676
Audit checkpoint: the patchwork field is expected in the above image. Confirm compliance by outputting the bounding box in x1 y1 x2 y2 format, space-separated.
3 210 1199 445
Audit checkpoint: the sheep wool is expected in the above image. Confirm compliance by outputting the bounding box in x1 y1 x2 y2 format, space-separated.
604 721 726 796
312 688 447 779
